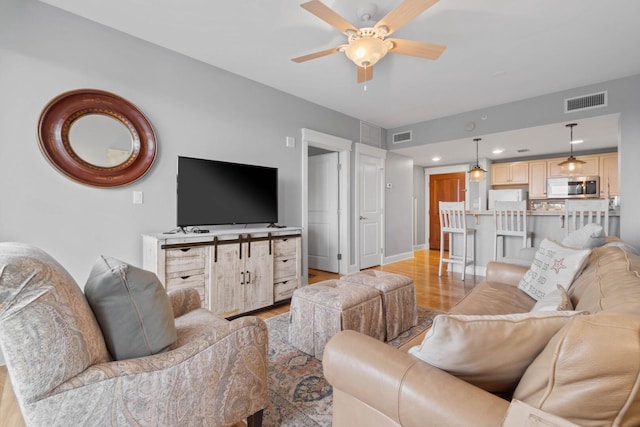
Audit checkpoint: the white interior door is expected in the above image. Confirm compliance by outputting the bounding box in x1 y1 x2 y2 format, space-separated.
308 152 340 272
359 154 384 269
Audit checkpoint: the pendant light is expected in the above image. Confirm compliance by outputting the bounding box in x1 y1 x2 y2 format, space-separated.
469 138 486 182
558 123 585 174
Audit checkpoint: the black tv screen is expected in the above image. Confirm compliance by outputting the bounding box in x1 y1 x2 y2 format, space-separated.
177 156 278 227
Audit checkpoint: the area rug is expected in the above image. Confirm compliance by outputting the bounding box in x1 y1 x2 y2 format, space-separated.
261 306 443 427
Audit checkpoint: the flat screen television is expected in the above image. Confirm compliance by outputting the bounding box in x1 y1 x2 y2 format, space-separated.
177 156 278 227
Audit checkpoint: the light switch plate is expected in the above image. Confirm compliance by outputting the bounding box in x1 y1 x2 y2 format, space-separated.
286 136 295 148
133 191 143 204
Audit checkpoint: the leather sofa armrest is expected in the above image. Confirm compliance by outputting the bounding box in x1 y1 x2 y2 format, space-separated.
167 287 202 318
486 261 529 287
324 330 509 427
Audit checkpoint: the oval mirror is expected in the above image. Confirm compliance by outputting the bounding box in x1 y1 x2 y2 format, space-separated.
38 89 157 187
69 114 134 167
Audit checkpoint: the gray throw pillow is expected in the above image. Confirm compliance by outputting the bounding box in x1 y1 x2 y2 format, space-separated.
85 255 177 360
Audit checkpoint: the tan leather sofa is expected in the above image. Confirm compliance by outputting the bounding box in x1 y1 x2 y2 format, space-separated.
323 243 640 427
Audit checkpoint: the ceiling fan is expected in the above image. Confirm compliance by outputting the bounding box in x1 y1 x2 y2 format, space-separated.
292 0 446 83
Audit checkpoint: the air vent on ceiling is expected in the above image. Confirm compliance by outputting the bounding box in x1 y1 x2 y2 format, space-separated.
565 91 607 113
392 131 412 144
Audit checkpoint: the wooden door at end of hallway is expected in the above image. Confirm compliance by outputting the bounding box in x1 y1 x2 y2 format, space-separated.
429 172 466 250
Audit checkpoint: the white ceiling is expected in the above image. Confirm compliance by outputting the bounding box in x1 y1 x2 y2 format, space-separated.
38 0 639 163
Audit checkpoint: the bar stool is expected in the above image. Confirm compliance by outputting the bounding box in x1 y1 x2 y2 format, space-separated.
493 200 532 261
564 199 609 236
438 201 475 281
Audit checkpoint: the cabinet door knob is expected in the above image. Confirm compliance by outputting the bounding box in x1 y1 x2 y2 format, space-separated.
240 271 245 285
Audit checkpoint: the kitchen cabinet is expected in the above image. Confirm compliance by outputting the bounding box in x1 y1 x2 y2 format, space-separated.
599 153 619 197
547 155 598 177
491 162 529 185
528 161 548 199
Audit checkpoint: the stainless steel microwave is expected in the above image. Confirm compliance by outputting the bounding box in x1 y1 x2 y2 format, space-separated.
547 176 600 199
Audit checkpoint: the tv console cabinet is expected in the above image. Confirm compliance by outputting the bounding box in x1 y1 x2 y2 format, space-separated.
142 227 302 318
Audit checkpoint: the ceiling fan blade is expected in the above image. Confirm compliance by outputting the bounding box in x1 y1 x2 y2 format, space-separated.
300 0 358 35
292 46 342 63
357 66 373 83
375 0 439 36
388 38 446 59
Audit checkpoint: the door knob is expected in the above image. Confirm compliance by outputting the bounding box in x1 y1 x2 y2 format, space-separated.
359 216 368 220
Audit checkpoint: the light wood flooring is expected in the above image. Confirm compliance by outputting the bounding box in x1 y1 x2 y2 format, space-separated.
0 249 477 427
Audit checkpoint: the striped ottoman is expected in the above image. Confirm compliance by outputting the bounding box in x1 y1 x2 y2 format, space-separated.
289 280 384 359
340 270 417 341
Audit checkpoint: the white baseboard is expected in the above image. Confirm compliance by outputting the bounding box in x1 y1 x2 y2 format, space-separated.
413 244 426 251
383 251 415 265
348 264 359 274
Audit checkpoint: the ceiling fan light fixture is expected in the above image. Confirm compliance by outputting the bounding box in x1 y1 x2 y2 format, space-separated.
344 32 391 67
559 123 586 174
469 138 486 182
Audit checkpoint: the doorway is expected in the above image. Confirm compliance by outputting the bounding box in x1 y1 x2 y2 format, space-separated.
308 149 340 273
301 128 352 285
429 172 466 250
355 143 386 270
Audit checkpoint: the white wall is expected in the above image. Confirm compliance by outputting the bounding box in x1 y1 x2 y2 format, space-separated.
384 152 414 263
412 166 426 249
0 0 360 284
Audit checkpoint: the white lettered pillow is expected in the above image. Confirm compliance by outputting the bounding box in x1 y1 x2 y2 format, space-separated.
517 239 591 301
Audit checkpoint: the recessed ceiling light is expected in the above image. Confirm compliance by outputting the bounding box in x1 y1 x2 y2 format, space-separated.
570 139 584 144
492 148 504 154
432 156 441 162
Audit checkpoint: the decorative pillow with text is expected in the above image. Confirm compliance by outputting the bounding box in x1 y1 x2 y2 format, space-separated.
517 239 590 301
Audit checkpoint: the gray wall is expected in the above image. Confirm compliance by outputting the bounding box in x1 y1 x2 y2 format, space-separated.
384 152 414 261
413 166 426 248
0 0 360 284
387 74 640 250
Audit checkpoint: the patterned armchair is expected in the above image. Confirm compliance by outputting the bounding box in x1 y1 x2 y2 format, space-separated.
0 242 268 427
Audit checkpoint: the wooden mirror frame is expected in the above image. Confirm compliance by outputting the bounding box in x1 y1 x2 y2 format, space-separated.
38 89 157 187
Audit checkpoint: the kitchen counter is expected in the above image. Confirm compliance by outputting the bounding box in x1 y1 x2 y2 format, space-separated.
445 210 620 277
467 209 620 216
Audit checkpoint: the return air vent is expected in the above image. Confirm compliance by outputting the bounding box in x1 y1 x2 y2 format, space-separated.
392 131 412 144
565 91 607 113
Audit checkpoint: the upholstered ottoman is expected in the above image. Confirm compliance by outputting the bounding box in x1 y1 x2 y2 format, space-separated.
340 270 417 340
289 280 385 359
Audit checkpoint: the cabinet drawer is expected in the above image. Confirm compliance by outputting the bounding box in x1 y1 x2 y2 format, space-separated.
166 273 205 289
165 274 206 305
274 278 299 301
165 247 206 274
274 257 298 280
166 246 206 259
273 237 298 257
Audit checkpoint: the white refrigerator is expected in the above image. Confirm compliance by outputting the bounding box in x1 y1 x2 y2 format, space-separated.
488 189 527 210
